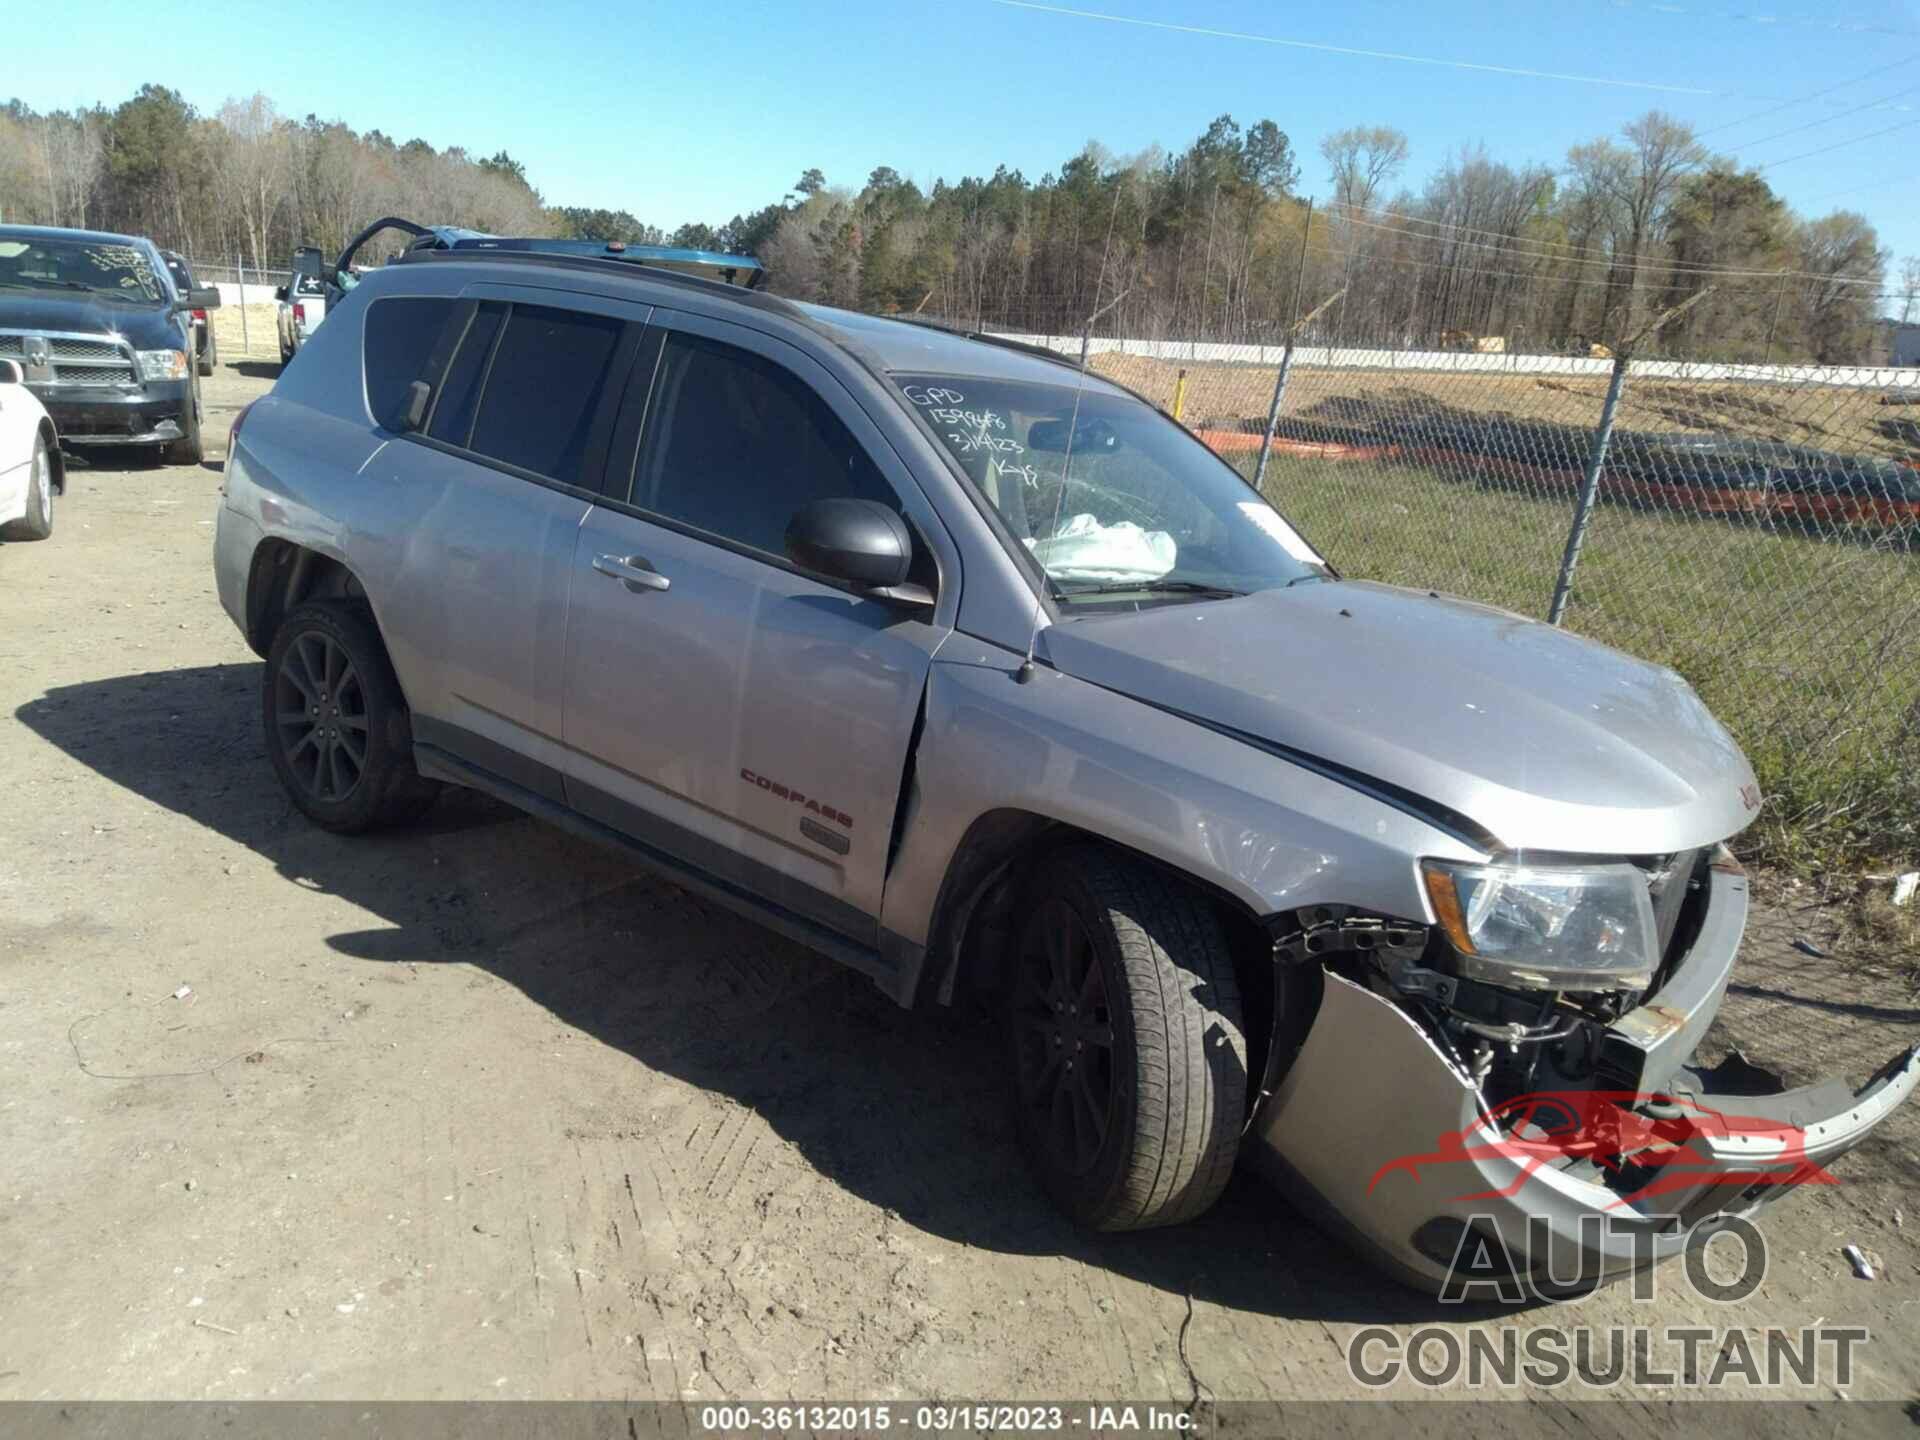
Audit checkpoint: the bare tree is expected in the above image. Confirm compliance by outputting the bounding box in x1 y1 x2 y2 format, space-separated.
215 95 290 272
1795 211 1886 363
1899 255 1920 326
1571 112 1704 338
1320 125 1408 215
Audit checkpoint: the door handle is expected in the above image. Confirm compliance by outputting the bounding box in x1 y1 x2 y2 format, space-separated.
592 552 671 593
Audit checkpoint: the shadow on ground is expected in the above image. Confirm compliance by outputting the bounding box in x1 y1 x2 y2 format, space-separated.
22 661 1534 1328
61 446 166 474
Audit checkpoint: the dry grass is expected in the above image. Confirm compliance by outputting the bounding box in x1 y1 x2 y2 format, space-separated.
1231 449 1920 870
208 303 281 359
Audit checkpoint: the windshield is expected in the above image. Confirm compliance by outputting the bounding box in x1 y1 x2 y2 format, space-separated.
0 236 166 304
898 372 1326 602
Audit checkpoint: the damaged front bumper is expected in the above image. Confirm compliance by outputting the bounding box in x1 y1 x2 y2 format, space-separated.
1248 863 1920 1293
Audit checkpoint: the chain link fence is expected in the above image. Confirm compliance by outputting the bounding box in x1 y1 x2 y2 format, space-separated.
181 256 292 359
964 316 1920 864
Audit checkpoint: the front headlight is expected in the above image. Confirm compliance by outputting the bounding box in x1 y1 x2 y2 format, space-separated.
135 349 188 382
1420 859 1658 992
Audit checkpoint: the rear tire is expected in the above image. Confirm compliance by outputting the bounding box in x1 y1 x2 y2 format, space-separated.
263 600 440 833
0 433 54 541
1005 845 1247 1230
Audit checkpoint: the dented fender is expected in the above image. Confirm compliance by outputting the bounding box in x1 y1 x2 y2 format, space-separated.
878 637 1485 992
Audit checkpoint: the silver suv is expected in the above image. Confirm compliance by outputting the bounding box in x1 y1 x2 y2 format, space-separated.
214 247 1916 1294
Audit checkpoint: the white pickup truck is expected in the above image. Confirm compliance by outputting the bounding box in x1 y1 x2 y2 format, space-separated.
274 247 329 362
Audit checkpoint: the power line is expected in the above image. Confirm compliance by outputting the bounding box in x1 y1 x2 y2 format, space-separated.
1800 172 1920 204
1719 82 1920 153
1753 115 1920 171
1693 54 1919 139
1325 202 1887 285
1326 195 1881 284
1295 236 1899 297
988 0 1722 95
1581 0 1920 41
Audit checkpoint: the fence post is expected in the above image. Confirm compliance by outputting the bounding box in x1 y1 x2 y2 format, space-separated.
1545 288 1714 626
1251 198 1315 496
1250 338 1297 495
237 251 251 357
1250 285 1346 495
1548 354 1627 626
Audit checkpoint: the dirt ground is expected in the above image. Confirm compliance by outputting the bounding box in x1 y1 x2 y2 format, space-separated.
3 349 1920 1414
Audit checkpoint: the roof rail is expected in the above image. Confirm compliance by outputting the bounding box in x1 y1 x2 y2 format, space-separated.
399 246 808 319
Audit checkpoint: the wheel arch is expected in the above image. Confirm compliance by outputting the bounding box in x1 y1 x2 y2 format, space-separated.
243 539 373 658
914 808 1305 1119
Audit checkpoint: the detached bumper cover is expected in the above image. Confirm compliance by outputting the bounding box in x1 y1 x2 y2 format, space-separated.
1249 865 1919 1292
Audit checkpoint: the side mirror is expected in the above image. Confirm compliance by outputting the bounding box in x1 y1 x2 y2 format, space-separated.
274 286 289 303
0 358 21 385
189 286 222 310
785 498 930 607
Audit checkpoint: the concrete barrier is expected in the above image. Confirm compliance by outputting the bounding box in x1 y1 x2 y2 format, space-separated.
988 331 1920 391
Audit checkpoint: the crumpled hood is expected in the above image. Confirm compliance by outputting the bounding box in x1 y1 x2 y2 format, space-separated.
1041 580 1758 855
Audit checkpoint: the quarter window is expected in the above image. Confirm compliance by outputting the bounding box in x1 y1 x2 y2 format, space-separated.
630 331 899 558
364 297 457 431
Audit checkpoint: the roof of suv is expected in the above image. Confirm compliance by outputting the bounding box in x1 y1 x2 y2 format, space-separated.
792 302 1116 390
401 246 1122 394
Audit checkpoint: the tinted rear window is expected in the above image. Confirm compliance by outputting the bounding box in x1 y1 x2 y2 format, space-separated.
364 297 457 430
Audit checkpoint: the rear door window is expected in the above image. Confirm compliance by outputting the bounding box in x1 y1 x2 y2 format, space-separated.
463 304 628 487
425 302 506 448
629 330 900 558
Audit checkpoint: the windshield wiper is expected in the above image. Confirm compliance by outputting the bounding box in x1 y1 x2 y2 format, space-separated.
0 277 92 292
1057 579 1244 600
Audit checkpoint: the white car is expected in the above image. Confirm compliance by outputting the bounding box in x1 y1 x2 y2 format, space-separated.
0 358 59 542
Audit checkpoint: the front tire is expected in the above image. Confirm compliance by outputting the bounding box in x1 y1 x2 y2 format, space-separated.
0 433 54 541
263 601 439 833
1006 845 1247 1230
163 381 204 465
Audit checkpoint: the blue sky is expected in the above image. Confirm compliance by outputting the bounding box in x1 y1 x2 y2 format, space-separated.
11 0 1920 285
